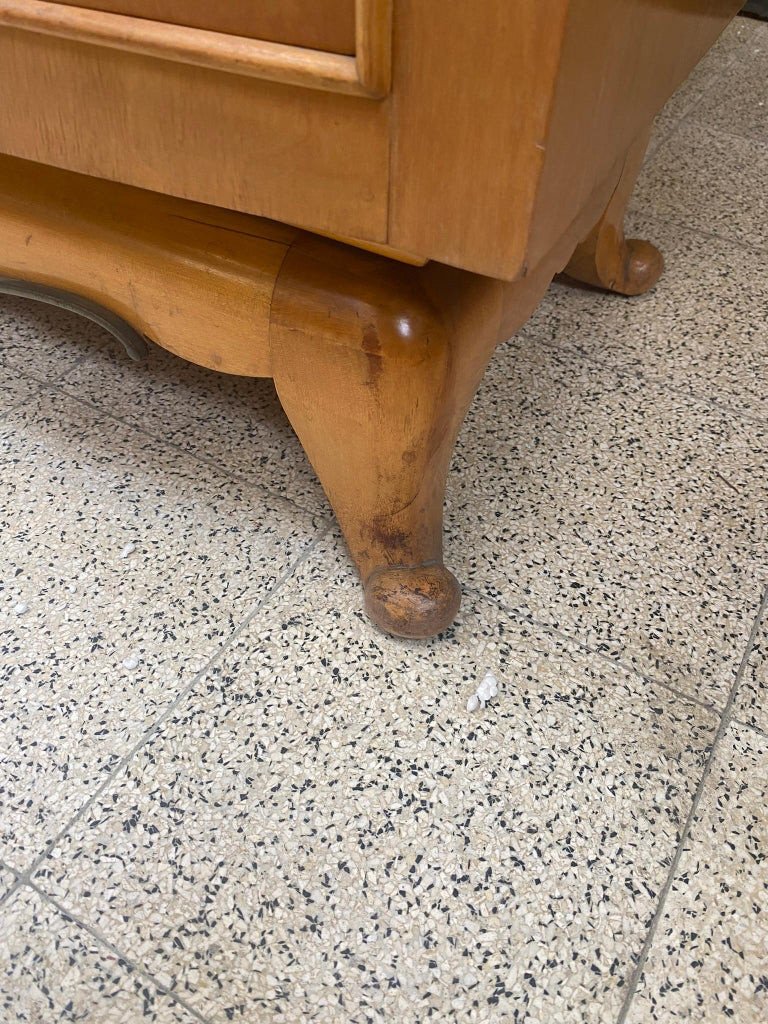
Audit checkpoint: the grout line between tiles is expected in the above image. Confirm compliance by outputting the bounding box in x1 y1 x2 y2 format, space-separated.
23 879 212 1023
0 338 104 391
649 219 768 261
0 523 331 1015
678 113 768 153
638 39 741 164
626 199 768 263
615 582 768 1024
466 584 727 717
638 33 745 165
0 866 25 911
0 393 40 423
731 717 768 741
632 109 768 258
644 120 680 162
16 518 333 888
615 358 768 431
655 65 742 147
626 201 768 261
640 25 768 179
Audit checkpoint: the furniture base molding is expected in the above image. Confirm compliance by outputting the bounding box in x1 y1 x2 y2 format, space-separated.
0 141 661 638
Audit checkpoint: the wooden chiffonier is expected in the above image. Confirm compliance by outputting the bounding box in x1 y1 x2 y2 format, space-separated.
0 1 741 637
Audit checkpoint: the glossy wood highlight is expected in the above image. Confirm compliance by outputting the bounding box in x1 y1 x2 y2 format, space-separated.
270 153 633 637
0 140 638 637
0 2 742 637
355 0 392 97
270 240 496 637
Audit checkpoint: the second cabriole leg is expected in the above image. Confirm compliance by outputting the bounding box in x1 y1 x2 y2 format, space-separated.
563 128 664 297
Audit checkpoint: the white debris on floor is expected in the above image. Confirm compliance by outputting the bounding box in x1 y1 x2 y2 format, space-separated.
119 542 136 559
13 601 29 616
466 671 500 712
121 655 140 671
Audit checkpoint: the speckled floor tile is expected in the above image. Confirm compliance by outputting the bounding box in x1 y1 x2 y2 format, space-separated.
688 18 768 141
631 121 768 253
32 534 718 1023
733 610 768 736
0 887 199 1023
0 863 17 902
526 219 768 422
446 337 767 706
60 338 327 513
0 370 40 416
626 721 768 1023
650 17 764 150
0 388 323 871
0 295 113 382
708 12 767 60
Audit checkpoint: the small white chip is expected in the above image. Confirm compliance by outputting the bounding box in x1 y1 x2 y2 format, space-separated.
466 671 501 712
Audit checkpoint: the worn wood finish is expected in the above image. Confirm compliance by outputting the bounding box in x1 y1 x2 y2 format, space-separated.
563 129 664 296
54 0 357 53
270 241 498 637
0 2 742 636
0 138 629 637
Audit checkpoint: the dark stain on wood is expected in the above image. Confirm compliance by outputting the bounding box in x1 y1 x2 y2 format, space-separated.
361 323 383 386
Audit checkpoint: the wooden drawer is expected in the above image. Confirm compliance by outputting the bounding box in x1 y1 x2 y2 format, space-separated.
56 1 357 53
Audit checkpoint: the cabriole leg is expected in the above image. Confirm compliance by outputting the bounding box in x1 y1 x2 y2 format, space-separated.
563 128 664 296
269 237 503 639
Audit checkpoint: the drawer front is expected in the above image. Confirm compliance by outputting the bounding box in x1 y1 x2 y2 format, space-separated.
55 1 356 53
0 35 390 245
1 0 741 279
0 0 392 245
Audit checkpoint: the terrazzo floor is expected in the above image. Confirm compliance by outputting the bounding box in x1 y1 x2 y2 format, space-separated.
1 16 767 1024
